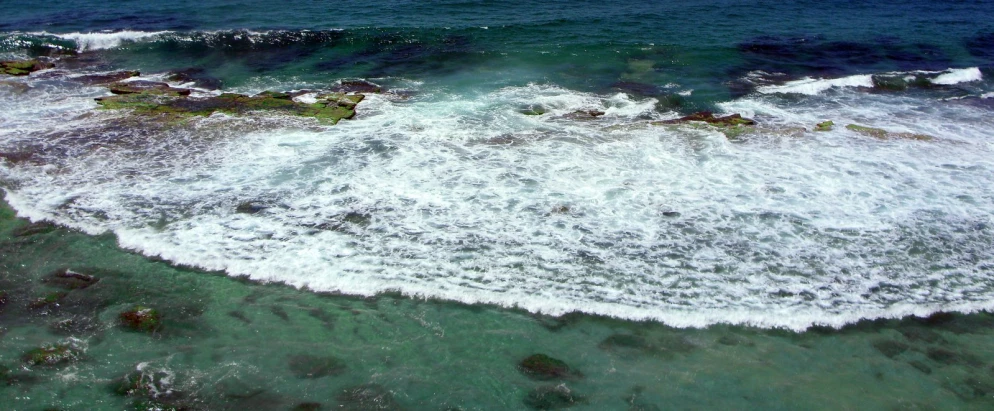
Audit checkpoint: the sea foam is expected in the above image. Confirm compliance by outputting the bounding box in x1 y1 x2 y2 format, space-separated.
45 30 170 51
3 81 994 331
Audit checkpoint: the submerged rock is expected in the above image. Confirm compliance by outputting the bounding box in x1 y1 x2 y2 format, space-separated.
28 291 69 311
523 384 585 410
12 221 58 237
846 124 932 141
287 354 346 379
43 268 100 290
331 79 383 94
1 59 54 76
96 90 364 125
119 306 162 332
23 342 84 366
518 354 583 380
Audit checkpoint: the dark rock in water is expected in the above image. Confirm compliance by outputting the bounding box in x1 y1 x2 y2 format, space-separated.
523 384 585 410
28 291 69 311
518 354 583 381
108 81 191 96
599 333 696 357
871 339 909 358
288 354 346 379
23 342 83 366
270 305 290 321
236 201 269 214
0 151 34 164
331 80 383 94
43 268 100 290
908 360 932 375
564 110 606 120
75 70 141 85
50 316 99 335
12 221 57 237
336 383 402 410
1 364 40 386
166 68 223 90
119 306 162 332
227 310 252 324
661 211 681 218
657 111 756 126
0 59 54 76
256 90 292 100
519 106 547 116
899 327 944 344
292 403 323 411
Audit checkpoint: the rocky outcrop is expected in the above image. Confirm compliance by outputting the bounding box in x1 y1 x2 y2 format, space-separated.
846 124 932 140
0 59 54 76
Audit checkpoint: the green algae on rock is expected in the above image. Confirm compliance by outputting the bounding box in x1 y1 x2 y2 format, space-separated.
518 354 583 380
119 306 162 332
815 120 834 131
96 90 365 124
652 111 757 139
846 124 932 140
23 342 84 366
0 59 54 76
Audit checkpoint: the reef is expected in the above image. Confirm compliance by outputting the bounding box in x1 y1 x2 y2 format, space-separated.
846 124 932 141
0 59 54 76
518 354 583 380
96 88 365 125
119 306 162 332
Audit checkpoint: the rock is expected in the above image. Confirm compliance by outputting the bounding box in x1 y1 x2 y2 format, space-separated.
564 110 606 120
1 60 54 76
522 384 585 410
518 354 583 380
846 124 932 141
1 364 40 386
108 81 191 96
110 369 176 399
75 71 141 85
96 90 364 125
119 306 162 332
43 268 100 290
0 151 35 164
815 120 834 131
656 111 756 126
23 342 83 366
331 80 382 94
12 221 57 237
288 354 346 379
28 291 69 311
236 201 269 214
166 68 223 90
519 106 547 116
336 383 402 410
292 403 323 411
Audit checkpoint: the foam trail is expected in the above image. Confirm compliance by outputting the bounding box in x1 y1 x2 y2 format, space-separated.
46 31 170 51
756 74 873 95
931 67 983 85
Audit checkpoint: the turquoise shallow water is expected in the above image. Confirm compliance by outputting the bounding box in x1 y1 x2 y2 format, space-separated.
2 0 994 409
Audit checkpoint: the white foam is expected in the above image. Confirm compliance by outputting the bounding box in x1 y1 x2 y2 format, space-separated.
931 67 983 85
3 81 994 331
757 74 874 95
43 31 170 51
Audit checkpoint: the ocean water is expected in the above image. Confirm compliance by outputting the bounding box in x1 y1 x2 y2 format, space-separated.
2 0 994 409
